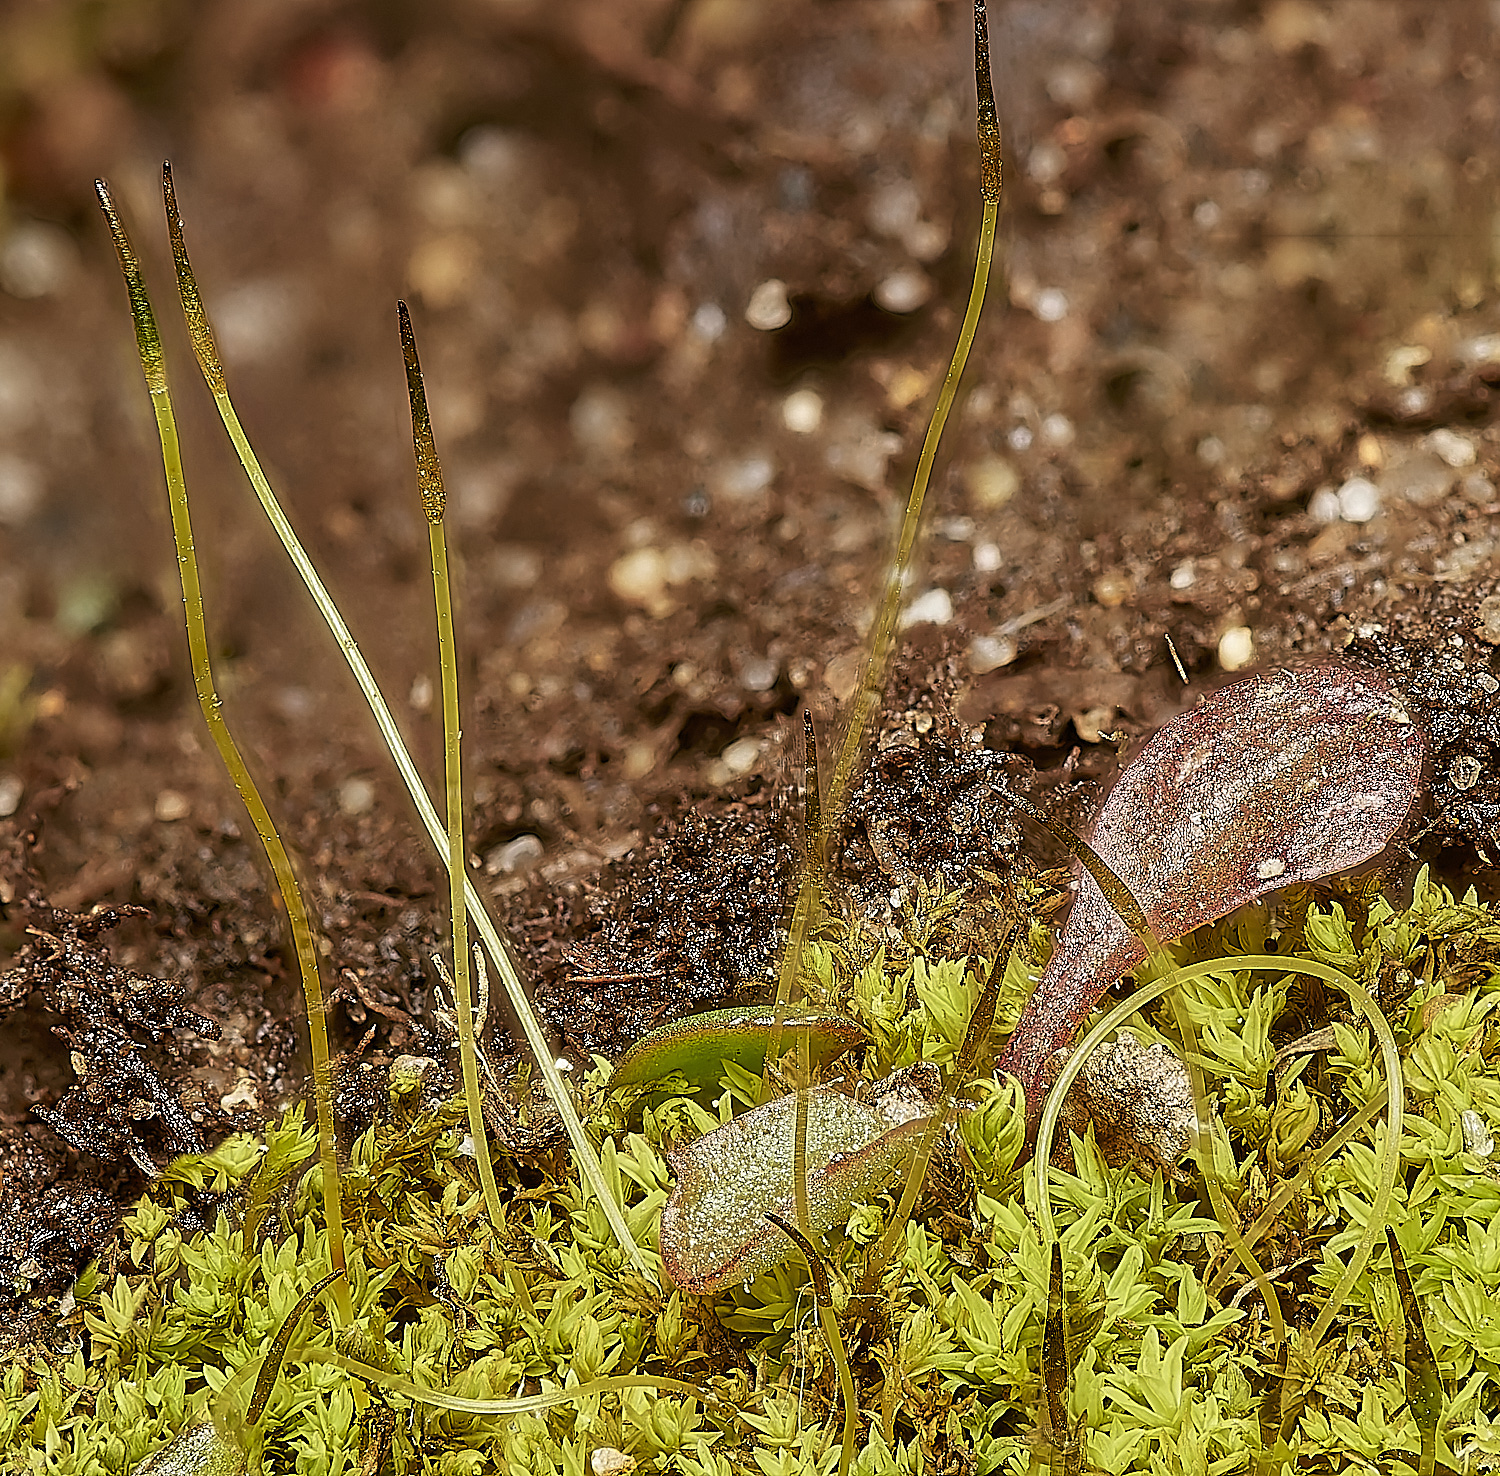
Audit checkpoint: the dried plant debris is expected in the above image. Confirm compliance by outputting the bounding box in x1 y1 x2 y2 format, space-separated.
532 805 797 1060
836 736 1030 911
0 1128 117 1327
2 899 224 1167
546 739 1034 1063
0 897 231 1316
1057 1030 1198 1175
1345 574 1500 854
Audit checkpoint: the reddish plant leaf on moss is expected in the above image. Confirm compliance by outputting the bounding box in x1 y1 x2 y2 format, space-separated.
998 660 1428 1124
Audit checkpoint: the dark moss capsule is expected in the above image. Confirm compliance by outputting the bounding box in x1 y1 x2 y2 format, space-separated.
609 1005 868 1091
997 660 1427 1130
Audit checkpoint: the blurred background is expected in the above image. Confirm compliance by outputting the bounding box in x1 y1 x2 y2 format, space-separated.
0 0 1496 1087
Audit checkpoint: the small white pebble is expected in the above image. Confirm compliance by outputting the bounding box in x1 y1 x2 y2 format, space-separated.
1218 625 1255 671
719 736 762 777
1046 58 1102 109
155 789 191 823
715 455 775 501
1008 425 1033 451
215 277 302 366
1170 560 1196 590
823 650 861 703
692 302 727 341
554 1057 574 1073
973 542 1002 573
1074 705 1115 744
1450 755 1483 791
738 655 778 692
781 388 823 434
339 777 375 816
490 545 543 590
664 542 713 585
1027 142 1066 184
591 1450 636 1476
276 686 314 721
967 634 1017 674
1474 594 1500 645
866 179 920 237
1196 436 1226 466
745 279 791 331
964 455 1019 509
1256 857 1287 881
1426 428 1476 468
874 269 932 314
409 673 434 712
457 125 524 176
1459 333 1500 365
409 233 478 309
623 744 655 780
569 385 633 458
902 587 953 627
1461 1109 1495 1158
938 515 975 541
608 547 668 608
486 833 543 875
823 422 901 490
0 773 21 818
1040 413 1074 446
1383 344 1431 386
1396 385 1433 418
904 220 948 260
1336 476 1381 523
1462 471 1496 505
1192 200 1222 230
1092 570 1133 608
219 1075 261 1111
1033 287 1069 323
1308 485 1341 523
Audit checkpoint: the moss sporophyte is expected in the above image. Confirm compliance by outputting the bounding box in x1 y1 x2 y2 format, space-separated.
7 5 1500 1475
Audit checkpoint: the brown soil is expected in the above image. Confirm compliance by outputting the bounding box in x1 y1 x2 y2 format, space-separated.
0 0 1497 1306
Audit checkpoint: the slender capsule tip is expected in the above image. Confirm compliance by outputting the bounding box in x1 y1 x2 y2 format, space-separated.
398 301 447 524
162 162 229 393
974 0 1003 204
95 179 169 390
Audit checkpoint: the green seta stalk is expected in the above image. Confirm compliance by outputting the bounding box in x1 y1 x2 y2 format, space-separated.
95 179 351 1327
397 300 506 1234
159 165 651 1283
